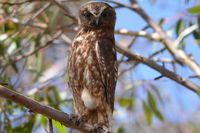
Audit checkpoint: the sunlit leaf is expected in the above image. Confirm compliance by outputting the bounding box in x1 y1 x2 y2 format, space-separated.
196 90 200 97
119 97 134 107
188 5 200 13
36 114 48 127
53 120 66 133
7 42 17 55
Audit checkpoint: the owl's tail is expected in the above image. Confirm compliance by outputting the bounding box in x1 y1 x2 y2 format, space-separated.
85 105 112 132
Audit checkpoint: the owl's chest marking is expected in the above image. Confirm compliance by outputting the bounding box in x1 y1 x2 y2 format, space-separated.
72 35 102 110
81 88 99 110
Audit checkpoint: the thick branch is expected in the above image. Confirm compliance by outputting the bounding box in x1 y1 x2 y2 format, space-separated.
0 85 105 133
116 45 200 92
107 0 200 77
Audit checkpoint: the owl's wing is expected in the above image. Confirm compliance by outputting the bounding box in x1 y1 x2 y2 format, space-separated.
95 39 117 112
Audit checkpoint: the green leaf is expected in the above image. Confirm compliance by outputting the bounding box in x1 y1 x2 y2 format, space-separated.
188 5 200 14
119 97 134 107
142 101 152 126
117 127 124 133
36 114 48 127
53 120 66 133
12 115 35 133
153 109 164 121
192 30 200 45
147 92 156 111
150 84 164 105
176 19 185 37
0 42 5 56
10 61 18 73
193 30 200 39
158 18 164 26
147 91 164 121
4 21 18 33
196 90 200 97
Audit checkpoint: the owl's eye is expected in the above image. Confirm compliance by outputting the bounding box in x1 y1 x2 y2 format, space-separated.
102 12 109 18
83 12 92 18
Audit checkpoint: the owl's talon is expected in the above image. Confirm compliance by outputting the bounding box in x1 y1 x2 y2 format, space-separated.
68 114 86 125
94 123 110 133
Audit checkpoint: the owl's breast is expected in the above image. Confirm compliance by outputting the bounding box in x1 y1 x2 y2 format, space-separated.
70 37 100 82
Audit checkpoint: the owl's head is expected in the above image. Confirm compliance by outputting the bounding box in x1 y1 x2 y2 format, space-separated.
78 2 116 29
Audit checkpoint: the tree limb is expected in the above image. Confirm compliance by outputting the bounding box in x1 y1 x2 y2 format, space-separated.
116 44 200 92
0 85 105 133
115 29 161 41
107 0 200 77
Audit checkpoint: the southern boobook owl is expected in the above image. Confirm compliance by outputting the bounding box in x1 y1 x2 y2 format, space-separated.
68 2 117 130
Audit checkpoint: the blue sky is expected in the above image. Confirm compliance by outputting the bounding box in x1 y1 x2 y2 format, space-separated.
105 0 200 124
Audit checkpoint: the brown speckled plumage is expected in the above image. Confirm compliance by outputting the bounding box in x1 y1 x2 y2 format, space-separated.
68 2 117 130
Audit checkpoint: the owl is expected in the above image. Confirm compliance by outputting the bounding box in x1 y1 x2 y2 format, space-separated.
68 2 117 131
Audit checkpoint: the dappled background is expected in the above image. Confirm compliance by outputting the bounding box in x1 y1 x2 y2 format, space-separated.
0 0 200 133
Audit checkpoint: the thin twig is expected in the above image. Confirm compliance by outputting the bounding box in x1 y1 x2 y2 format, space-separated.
0 31 62 68
51 0 77 23
0 0 36 5
49 119 53 133
0 82 9 86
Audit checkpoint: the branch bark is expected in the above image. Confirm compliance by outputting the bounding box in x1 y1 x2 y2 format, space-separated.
107 0 200 77
0 85 105 133
116 45 200 92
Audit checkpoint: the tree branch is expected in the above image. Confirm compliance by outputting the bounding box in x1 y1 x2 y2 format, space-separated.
0 0 37 5
107 0 200 77
0 31 62 68
174 24 198 48
115 29 161 41
116 45 200 92
0 85 105 133
51 0 78 23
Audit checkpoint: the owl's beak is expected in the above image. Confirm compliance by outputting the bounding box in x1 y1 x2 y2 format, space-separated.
95 18 99 26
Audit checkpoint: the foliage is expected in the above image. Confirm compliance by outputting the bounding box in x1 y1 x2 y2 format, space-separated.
0 0 200 133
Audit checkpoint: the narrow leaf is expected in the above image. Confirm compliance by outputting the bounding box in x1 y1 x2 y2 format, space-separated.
147 91 164 121
188 5 200 13
142 101 152 126
176 19 185 37
119 97 133 107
